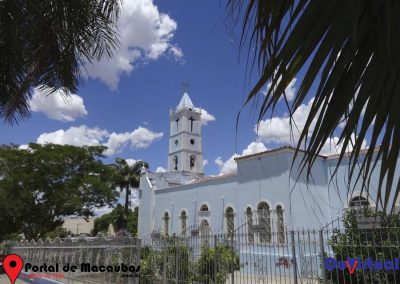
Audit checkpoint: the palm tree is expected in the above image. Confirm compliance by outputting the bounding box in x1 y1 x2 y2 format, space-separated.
112 158 148 228
227 0 400 211
0 0 120 123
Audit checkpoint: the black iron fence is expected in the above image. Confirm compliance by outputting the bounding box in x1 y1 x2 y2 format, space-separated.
5 225 400 283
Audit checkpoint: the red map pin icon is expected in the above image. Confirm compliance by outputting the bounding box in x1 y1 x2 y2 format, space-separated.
3 254 23 284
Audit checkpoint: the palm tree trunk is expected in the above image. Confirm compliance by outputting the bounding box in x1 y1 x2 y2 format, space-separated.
125 185 130 211
124 185 129 228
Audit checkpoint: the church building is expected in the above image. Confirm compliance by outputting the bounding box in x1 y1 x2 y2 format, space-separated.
138 92 400 239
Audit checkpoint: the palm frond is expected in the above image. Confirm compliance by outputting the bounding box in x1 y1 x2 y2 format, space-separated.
228 0 400 211
0 0 120 124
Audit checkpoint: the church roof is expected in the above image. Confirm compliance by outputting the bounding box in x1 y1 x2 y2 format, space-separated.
234 145 380 161
177 92 194 109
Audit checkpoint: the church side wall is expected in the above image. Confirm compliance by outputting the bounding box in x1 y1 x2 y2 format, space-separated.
286 154 333 228
152 151 334 235
138 173 155 238
326 154 400 213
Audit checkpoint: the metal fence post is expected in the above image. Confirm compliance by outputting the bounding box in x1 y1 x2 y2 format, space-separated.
163 238 167 284
136 238 141 284
319 230 327 284
214 235 218 283
174 237 178 284
291 231 298 284
230 233 235 284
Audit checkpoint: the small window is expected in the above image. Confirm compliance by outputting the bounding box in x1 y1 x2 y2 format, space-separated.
190 139 195 145
246 207 254 243
276 205 285 244
257 202 271 243
173 155 178 171
349 196 370 208
200 204 208 211
225 207 235 236
180 211 187 236
163 212 170 236
175 139 178 146
190 155 196 169
200 219 210 241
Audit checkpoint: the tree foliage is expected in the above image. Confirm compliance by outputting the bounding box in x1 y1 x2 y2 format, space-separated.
140 238 240 284
0 0 120 123
92 205 139 236
45 227 73 239
111 158 148 227
228 0 400 211
0 143 118 240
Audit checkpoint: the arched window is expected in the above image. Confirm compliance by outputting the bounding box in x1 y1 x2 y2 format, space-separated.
257 202 271 243
190 155 196 170
200 219 210 242
200 204 208 211
276 205 285 244
349 196 370 208
175 118 180 133
173 155 178 171
180 211 187 236
246 207 254 243
163 212 169 236
225 207 235 236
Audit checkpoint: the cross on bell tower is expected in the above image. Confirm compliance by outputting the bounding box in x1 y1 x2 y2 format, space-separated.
183 82 190 93
189 116 195 132
168 89 203 173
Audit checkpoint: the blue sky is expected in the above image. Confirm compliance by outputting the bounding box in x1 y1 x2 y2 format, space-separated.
0 0 359 178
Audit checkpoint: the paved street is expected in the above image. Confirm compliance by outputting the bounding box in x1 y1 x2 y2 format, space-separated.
0 274 25 284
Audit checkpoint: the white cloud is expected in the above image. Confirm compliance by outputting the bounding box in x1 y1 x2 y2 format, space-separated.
215 155 238 175
84 0 182 89
256 98 315 145
18 144 30 150
35 125 163 156
242 141 268 156
118 188 140 208
256 97 369 153
125 159 137 166
203 159 208 167
105 127 163 155
264 77 297 102
37 125 108 146
200 108 216 126
169 45 183 58
320 135 368 155
94 206 114 216
156 166 166 172
215 141 267 175
29 87 88 122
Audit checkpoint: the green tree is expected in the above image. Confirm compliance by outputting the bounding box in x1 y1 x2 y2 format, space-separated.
0 0 120 123
111 158 148 228
228 0 400 211
0 143 118 240
92 212 115 236
45 227 73 239
92 205 139 236
139 239 240 284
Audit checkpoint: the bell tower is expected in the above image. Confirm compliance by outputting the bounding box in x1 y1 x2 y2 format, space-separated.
168 91 203 173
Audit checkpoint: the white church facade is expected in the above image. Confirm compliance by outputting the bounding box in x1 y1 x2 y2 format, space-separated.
138 92 400 239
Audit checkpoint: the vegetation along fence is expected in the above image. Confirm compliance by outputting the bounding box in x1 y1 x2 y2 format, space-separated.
5 224 400 283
